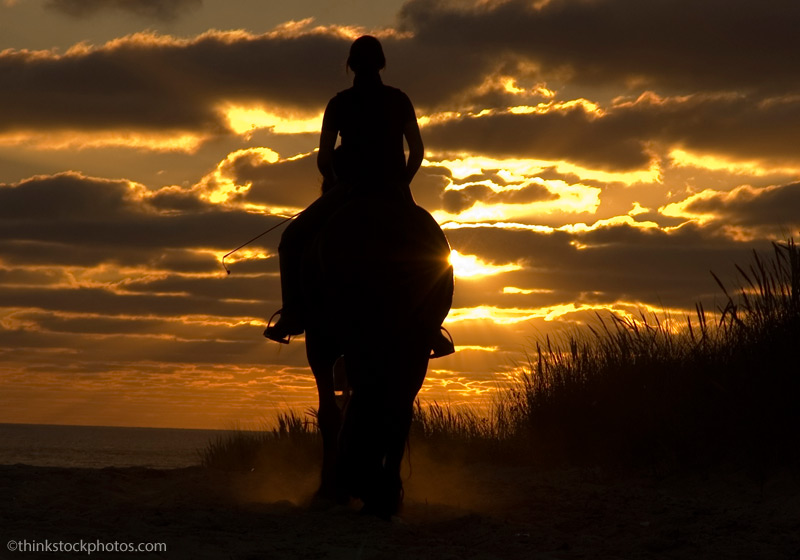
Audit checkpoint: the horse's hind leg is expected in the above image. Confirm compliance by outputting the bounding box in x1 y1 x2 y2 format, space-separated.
305 329 343 501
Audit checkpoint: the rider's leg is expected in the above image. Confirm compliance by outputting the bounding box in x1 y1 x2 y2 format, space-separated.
264 185 350 342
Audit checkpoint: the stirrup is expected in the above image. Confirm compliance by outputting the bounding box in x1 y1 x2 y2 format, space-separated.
430 326 455 359
263 309 295 344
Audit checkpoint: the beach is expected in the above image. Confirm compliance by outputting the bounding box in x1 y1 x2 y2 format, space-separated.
3 458 798 559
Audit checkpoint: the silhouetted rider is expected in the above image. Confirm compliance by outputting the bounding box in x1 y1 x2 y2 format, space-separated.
264 35 453 358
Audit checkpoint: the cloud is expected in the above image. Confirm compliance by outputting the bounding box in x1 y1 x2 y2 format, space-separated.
0 22 493 139
666 182 800 231
0 27 350 135
0 311 306 370
1 166 791 428
3 1 800 174
2 164 792 326
0 172 289 269
424 104 651 171
423 92 800 172
399 0 800 96
410 165 452 210
0 172 141 220
0 284 275 321
442 182 556 214
444 220 760 309
225 150 323 209
45 0 202 22
4 0 800 429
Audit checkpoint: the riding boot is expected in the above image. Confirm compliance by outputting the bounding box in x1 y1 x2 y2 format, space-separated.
430 326 455 358
264 241 305 343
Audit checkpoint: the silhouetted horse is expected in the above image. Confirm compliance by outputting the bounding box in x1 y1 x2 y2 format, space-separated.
302 192 453 516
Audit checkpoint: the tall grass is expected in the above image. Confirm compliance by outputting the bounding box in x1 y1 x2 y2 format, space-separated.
201 239 800 471
506 238 800 468
408 400 523 463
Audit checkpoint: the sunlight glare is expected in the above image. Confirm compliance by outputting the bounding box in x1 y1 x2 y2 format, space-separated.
669 148 800 176
220 104 323 136
0 130 206 152
449 250 522 279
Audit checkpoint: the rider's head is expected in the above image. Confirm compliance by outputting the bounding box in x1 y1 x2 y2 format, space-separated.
346 35 385 75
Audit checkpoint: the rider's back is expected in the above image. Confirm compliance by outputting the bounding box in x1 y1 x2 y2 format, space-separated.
323 76 415 187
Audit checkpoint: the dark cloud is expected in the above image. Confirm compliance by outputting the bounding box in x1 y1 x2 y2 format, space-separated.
410 165 451 211
0 240 148 268
685 182 800 228
0 174 792 403
426 106 650 171
536 167 613 190
150 248 232 274
424 93 800 171
0 267 69 286
0 29 348 133
0 173 289 269
452 170 517 187
121 272 280 302
0 24 493 136
453 73 553 112
0 318 303 367
0 173 140 221
3 1 799 174
399 0 800 96
148 185 211 213
11 311 197 337
4 0 800 427
444 221 760 309
443 182 556 214
1 170 794 327
0 284 275 321
231 151 322 209
0 312 309 373
46 0 202 21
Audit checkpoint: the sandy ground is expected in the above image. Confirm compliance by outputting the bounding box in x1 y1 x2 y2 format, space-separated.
2 459 799 559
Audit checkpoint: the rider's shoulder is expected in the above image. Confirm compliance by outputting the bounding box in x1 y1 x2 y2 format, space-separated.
382 84 409 97
329 84 412 111
335 84 408 96
377 85 413 109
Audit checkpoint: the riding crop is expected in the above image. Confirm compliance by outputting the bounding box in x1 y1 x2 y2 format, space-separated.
221 212 300 275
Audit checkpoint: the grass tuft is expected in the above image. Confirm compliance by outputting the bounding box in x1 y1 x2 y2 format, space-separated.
199 410 318 472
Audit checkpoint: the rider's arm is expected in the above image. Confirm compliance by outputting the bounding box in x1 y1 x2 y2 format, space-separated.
318 97 338 182
404 117 424 183
317 128 337 182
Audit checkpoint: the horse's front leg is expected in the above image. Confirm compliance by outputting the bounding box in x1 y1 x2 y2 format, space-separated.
305 329 343 501
344 343 429 518
383 347 430 507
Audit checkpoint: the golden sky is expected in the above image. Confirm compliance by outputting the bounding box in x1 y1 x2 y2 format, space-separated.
1 0 800 428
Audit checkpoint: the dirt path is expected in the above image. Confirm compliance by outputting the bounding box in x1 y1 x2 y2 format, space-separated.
2 462 798 559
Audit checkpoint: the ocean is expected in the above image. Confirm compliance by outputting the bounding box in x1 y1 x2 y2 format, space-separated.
0 423 230 469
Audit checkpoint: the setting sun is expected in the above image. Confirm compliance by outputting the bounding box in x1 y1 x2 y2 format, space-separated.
448 250 522 279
